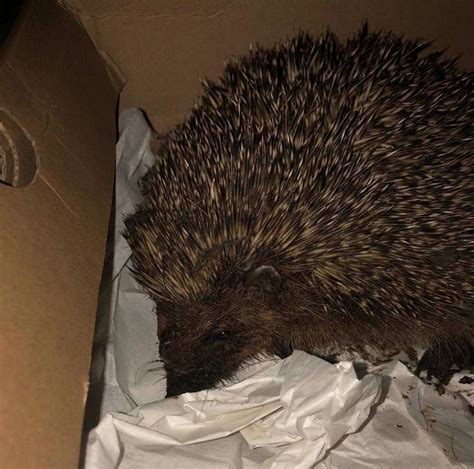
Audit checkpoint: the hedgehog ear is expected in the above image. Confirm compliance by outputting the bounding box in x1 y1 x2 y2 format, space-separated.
245 265 282 294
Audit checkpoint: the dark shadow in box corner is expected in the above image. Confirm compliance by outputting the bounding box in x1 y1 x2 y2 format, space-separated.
0 0 24 47
79 179 117 468
79 108 157 467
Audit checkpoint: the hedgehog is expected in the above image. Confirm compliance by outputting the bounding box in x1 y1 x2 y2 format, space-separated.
124 25 474 397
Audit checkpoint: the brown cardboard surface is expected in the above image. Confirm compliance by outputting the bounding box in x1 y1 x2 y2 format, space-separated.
0 1 116 468
63 0 474 132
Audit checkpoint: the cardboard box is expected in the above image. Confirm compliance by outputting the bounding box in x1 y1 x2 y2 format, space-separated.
1 1 472 467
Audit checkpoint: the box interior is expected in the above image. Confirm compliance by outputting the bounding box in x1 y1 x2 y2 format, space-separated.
1 1 473 467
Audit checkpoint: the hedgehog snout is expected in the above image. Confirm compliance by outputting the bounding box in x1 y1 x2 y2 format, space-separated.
162 325 253 396
165 370 218 397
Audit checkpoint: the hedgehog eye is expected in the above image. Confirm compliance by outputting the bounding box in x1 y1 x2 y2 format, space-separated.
215 329 231 339
160 327 179 346
203 329 232 344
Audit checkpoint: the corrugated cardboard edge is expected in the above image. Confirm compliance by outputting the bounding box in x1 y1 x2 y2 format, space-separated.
0 107 40 187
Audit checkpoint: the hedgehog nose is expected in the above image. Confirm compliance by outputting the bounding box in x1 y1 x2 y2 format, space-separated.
166 374 208 397
166 387 185 398
166 383 196 398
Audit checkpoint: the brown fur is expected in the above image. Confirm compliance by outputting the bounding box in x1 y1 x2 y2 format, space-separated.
125 25 474 396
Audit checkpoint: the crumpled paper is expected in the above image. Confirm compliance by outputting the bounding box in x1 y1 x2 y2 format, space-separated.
84 109 474 468
86 351 382 469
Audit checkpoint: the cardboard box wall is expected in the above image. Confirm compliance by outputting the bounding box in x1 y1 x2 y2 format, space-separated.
62 0 474 133
1 1 473 468
0 1 116 468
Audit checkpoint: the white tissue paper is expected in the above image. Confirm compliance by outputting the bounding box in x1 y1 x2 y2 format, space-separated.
84 109 474 469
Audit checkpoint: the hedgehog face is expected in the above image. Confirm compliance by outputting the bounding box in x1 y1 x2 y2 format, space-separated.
159 305 266 397
159 267 284 397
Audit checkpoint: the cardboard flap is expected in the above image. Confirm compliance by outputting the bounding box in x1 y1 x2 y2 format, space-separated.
0 1 116 467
